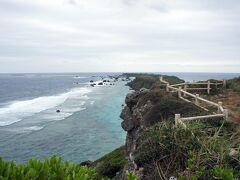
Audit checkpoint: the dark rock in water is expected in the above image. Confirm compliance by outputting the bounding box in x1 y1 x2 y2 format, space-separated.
90 80 94 82
98 82 103 85
80 160 93 167
103 80 107 82
107 80 110 82
56 110 60 113
90 84 95 87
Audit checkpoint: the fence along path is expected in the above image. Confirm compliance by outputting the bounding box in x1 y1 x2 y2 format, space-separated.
159 77 228 128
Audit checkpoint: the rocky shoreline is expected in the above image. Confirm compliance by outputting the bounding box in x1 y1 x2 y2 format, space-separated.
86 74 240 179
120 87 206 179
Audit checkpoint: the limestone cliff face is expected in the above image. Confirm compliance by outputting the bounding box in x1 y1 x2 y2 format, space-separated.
120 90 148 180
120 88 206 179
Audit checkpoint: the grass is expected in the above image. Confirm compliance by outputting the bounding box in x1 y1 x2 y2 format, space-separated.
133 120 240 179
92 146 126 179
125 74 184 91
227 76 240 92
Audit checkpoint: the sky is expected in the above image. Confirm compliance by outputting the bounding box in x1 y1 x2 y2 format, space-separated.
0 0 239 73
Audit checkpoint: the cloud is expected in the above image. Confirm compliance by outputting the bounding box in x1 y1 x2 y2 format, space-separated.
0 0 239 72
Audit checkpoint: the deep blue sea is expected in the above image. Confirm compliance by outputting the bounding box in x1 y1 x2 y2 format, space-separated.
0 72 239 163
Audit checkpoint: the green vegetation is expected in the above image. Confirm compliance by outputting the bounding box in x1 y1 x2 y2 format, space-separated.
227 76 240 92
127 76 159 90
0 153 138 180
0 155 101 180
92 146 126 179
131 90 207 127
189 79 224 95
126 170 138 180
133 120 240 179
124 73 184 90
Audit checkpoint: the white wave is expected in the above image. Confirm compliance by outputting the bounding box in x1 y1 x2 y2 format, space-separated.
73 76 87 79
62 107 86 113
6 126 44 133
0 87 91 126
0 117 21 127
90 101 95 105
40 112 73 121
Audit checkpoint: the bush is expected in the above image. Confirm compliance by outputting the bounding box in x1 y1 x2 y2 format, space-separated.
0 155 100 180
126 170 138 180
142 95 207 125
227 77 240 92
93 146 126 178
125 74 184 90
133 121 240 179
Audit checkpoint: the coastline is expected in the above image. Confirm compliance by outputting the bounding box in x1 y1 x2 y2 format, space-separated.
91 73 240 179
0 73 129 163
0 73 239 179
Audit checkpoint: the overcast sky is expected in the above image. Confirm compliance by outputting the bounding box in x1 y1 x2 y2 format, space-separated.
0 0 239 73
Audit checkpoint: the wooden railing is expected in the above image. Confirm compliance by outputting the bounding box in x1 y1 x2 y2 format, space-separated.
159 77 228 127
160 77 226 95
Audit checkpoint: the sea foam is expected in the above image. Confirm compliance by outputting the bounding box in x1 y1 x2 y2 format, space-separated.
0 87 91 126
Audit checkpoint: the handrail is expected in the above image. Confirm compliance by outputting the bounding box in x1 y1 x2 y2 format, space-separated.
160 77 221 108
180 114 224 121
160 76 228 126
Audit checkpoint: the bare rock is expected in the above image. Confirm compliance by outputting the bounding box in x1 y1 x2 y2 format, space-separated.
125 92 139 108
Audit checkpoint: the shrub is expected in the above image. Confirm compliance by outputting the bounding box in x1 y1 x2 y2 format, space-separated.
126 74 184 91
0 155 100 180
227 77 240 92
126 170 138 180
133 121 240 179
93 146 126 178
212 166 235 180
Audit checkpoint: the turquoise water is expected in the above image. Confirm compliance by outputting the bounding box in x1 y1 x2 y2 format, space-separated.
0 73 129 163
0 72 239 163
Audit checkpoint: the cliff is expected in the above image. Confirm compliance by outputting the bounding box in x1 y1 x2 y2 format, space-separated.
125 73 184 91
119 75 240 179
120 89 207 179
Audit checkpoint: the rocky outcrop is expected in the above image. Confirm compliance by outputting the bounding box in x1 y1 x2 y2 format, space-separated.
120 89 207 179
120 90 157 179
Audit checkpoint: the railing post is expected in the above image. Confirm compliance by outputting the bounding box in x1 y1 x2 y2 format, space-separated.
195 94 199 106
160 76 163 81
223 109 228 120
166 83 169 92
178 87 182 98
223 79 226 90
207 81 210 94
183 84 187 97
175 114 181 126
218 101 223 113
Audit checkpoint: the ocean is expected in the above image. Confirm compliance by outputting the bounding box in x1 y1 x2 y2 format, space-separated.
0 73 129 163
0 72 239 163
